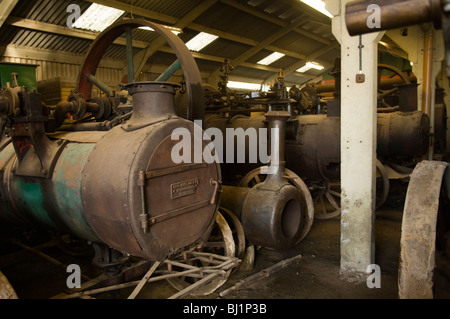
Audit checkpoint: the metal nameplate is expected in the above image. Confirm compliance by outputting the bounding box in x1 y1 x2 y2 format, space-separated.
171 178 199 199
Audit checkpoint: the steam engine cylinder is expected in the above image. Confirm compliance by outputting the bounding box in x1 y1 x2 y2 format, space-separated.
205 110 430 182
0 82 221 261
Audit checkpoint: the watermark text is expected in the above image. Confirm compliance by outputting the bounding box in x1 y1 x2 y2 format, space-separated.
366 4 381 29
66 264 81 289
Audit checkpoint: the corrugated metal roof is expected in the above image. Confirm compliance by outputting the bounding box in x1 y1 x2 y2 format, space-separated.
10 0 90 25
197 37 253 60
193 2 285 43
271 30 326 56
231 65 274 80
130 0 205 20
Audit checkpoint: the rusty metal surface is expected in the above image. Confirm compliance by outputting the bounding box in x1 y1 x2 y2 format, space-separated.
206 109 429 183
0 141 101 242
0 82 219 263
398 160 448 299
81 118 220 261
397 83 418 112
286 114 340 181
204 113 267 183
122 82 180 131
232 167 314 245
345 0 442 36
434 88 447 154
313 76 417 93
422 33 435 119
241 111 307 249
377 111 430 160
48 131 108 143
220 111 312 250
241 181 303 250
8 91 69 179
76 18 204 121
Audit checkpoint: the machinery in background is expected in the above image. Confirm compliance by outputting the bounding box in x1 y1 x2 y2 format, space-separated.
203 58 433 219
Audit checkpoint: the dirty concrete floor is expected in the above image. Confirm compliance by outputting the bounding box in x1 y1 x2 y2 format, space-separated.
132 203 404 300
1 182 450 302
123 181 449 300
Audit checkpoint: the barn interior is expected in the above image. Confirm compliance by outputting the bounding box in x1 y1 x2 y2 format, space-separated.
0 0 450 305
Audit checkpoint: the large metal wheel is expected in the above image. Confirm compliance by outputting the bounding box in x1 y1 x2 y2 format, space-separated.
312 159 390 220
377 64 411 108
239 167 314 243
312 180 341 220
75 18 204 121
377 64 411 86
398 160 449 298
165 212 236 296
375 158 390 209
219 207 246 261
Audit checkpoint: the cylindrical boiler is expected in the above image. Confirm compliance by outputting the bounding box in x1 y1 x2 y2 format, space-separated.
0 82 221 262
204 110 429 183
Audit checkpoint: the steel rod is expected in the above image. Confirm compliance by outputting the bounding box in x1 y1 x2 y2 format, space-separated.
156 60 181 82
127 261 160 299
125 27 135 83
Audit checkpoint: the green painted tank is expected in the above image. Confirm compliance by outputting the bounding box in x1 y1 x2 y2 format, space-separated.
0 138 98 240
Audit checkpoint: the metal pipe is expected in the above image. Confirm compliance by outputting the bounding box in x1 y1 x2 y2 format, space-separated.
345 0 442 36
422 31 435 159
58 122 108 131
313 76 417 93
126 28 135 83
57 112 132 132
54 100 77 127
397 83 419 112
86 73 114 96
265 111 290 178
124 82 179 124
422 32 434 116
156 60 181 82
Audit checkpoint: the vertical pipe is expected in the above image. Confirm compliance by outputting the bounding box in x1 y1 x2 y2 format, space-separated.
422 32 434 117
422 31 435 160
265 111 290 178
126 28 135 83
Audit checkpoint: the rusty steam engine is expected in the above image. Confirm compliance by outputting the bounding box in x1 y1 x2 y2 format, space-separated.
0 20 317 296
0 15 440 297
0 20 224 265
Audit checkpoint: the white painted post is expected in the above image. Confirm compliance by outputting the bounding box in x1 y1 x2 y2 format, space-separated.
327 0 384 273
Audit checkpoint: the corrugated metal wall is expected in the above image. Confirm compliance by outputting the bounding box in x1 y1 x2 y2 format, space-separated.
1 56 123 89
